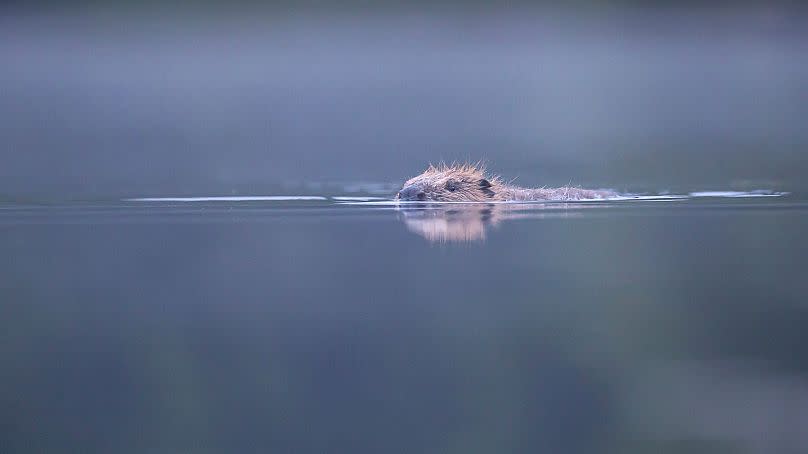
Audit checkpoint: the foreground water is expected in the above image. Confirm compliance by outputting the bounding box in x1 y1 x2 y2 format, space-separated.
2 194 807 453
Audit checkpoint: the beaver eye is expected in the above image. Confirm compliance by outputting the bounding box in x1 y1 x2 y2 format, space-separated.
445 180 460 192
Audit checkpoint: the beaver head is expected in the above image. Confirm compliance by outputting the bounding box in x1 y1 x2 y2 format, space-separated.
396 163 501 202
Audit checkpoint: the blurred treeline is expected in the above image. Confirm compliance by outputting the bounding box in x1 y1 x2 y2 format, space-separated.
1 1 807 199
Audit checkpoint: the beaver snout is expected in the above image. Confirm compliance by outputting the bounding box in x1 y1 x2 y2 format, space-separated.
398 185 427 201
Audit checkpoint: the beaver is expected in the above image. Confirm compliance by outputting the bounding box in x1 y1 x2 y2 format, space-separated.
396 163 616 202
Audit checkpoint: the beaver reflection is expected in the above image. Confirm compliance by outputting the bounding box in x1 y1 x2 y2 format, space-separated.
396 203 579 242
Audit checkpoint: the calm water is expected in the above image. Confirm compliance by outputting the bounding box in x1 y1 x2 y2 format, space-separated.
3 195 808 453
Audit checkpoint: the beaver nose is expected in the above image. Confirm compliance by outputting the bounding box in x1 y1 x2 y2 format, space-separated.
398 186 426 201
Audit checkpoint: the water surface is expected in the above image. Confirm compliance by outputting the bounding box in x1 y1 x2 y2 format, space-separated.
3 195 807 453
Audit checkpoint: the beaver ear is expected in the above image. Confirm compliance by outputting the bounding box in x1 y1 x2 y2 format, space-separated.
479 179 495 197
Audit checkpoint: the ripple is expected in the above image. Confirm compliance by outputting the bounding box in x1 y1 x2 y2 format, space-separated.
124 196 327 202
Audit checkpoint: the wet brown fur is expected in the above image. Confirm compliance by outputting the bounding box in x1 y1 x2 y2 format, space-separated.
396 163 616 202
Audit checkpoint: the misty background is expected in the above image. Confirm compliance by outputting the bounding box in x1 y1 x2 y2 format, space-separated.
2 3 807 199
4 3 808 453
